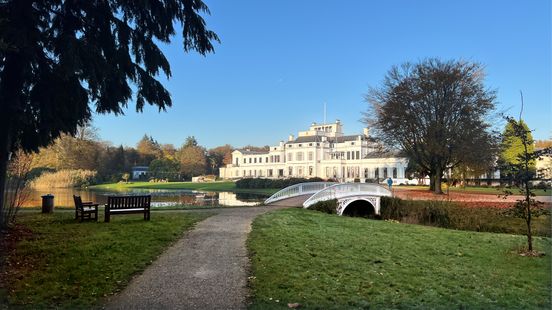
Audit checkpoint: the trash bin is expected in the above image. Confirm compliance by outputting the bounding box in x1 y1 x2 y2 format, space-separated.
41 194 54 213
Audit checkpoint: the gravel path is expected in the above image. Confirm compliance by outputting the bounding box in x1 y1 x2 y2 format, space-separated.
105 206 282 310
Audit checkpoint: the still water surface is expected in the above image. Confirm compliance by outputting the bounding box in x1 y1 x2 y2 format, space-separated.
24 187 267 208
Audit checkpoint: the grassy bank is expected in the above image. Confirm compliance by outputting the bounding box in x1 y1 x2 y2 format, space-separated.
90 181 278 195
248 208 551 309
0 211 212 308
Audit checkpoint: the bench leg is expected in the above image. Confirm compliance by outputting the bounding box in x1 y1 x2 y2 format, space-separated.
105 211 110 223
144 210 150 221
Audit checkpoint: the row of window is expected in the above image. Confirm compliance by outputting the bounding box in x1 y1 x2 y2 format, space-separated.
287 142 319 148
236 166 400 179
238 155 281 165
325 167 399 179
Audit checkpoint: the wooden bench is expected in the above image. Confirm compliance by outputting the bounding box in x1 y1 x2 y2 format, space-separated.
105 195 151 222
73 195 99 222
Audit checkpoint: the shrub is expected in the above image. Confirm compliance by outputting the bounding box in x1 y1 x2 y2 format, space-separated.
29 169 97 189
309 199 337 214
236 177 326 189
380 196 550 236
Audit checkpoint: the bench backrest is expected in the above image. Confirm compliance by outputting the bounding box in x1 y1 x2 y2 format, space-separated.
107 195 151 210
73 195 84 209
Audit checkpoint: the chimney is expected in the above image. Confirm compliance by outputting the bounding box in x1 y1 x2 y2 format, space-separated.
363 128 369 137
288 134 294 142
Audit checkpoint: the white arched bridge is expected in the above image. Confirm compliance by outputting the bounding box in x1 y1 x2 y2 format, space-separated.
264 182 392 216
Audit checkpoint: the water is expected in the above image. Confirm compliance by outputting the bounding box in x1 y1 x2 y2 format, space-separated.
22 187 268 208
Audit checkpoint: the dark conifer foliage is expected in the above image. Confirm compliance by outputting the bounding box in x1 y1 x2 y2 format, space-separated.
0 0 219 228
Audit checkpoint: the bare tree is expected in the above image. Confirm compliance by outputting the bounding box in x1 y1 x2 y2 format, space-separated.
501 93 551 253
365 59 498 193
1 151 33 229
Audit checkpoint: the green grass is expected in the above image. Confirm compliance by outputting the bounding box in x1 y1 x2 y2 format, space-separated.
248 208 552 309
89 181 278 195
1 211 213 309
398 185 550 196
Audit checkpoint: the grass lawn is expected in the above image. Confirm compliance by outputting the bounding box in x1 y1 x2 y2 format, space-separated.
89 181 278 195
0 210 213 309
397 185 550 196
248 208 552 309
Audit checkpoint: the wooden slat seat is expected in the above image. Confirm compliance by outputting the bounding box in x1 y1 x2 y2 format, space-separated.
105 195 151 222
73 195 99 222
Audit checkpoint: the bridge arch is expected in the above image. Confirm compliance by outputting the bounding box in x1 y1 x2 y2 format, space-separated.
341 199 377 218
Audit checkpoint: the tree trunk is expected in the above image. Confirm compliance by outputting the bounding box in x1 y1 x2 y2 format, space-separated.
0 122 12 229
434 166 443 194
526 200 533 252
429 174 435 192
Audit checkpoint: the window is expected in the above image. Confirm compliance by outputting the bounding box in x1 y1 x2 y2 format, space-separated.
243 170 246 176
374 167 379 179
266 157 269 163
309 166 313 176
308 151 314 161
249 158 252 164
383 168 388 179
296 152 303 161
287 153 293 162
364 168 369 178
288 167 293 176
268 169 273 177
298 144 302 147
254 158 257 163
278 169 284 177
393 167 397 178
275 155 280 163
356 151 360 160
298 167 303 176
351 142 355 145
243 158 246 164
347 152 350 160
235 158 239 165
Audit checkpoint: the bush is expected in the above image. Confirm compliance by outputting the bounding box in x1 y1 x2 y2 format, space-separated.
309 199 338 214
380 196 551 236
380 197 451 227
236 177 325 189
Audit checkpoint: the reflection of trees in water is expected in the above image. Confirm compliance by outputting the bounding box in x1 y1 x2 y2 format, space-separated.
23 188 266 208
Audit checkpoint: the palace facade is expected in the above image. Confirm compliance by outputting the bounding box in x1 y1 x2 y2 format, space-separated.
219 120 412 184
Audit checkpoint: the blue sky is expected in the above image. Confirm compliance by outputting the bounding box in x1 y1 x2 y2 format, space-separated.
94 0 551 149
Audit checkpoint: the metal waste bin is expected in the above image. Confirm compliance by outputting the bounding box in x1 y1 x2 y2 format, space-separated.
41 194 54 213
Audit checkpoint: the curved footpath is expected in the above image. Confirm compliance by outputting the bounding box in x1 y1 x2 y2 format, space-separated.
105 206 284 310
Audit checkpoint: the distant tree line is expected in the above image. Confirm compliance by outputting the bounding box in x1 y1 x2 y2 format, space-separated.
28 123 251 184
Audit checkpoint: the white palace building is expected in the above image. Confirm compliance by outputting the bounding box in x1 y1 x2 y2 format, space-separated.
219 120 412 184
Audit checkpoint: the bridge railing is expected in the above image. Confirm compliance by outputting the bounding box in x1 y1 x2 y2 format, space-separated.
264 182 337 204
303 183 392 208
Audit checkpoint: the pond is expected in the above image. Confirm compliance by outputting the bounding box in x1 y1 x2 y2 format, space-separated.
20 187 268 208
